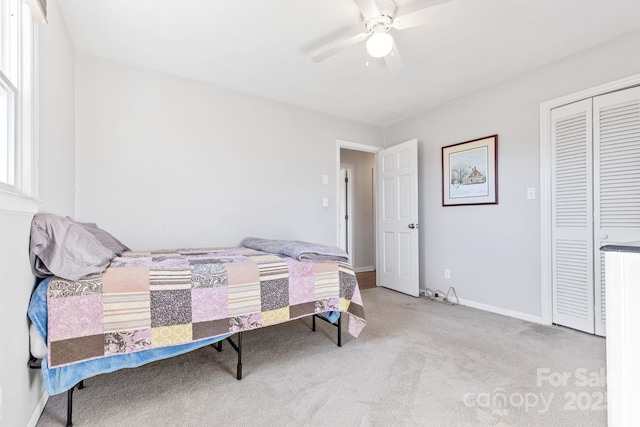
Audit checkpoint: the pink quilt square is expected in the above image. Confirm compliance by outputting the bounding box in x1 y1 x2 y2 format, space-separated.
286 258 315 305
351 286 363 305
48 294 103 342
192 287 228 322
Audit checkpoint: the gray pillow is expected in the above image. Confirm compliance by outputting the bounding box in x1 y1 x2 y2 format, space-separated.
29 213 115 280
76 221 130 256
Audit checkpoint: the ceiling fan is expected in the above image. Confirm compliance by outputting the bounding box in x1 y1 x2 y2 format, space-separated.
311 0 453 72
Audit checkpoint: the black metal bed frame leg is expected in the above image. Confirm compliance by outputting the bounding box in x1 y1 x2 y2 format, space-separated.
66 381 84 427
66 386 73 427
224 332 243 380
236 332 242 380
311 313 342 347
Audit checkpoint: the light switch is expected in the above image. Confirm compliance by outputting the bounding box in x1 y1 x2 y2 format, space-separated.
527 187 536 200
322 197 329 207
322 175 328 185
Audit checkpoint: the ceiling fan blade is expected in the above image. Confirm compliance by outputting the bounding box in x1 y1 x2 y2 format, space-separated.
384 42 404 73
311 32 369 63
352 0 380 20
393 0 454 30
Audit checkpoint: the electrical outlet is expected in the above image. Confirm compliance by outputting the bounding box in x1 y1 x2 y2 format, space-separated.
432 292 447 302
527 187 536 199
444 269 451 279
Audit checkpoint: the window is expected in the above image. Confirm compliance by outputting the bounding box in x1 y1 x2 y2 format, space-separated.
0 82 13 184
0 0 35 195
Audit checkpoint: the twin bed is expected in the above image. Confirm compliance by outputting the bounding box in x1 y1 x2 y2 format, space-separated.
27 214 366 426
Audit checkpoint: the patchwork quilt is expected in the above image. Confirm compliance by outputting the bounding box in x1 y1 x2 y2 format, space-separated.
47 247 366 368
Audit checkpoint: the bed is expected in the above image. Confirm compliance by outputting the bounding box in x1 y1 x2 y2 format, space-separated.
27 214 366 426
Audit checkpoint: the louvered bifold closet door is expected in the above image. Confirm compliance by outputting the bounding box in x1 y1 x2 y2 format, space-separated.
551 99 595 334
593 86 640 337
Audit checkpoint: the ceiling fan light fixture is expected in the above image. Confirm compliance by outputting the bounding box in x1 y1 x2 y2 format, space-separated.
366 31 393 58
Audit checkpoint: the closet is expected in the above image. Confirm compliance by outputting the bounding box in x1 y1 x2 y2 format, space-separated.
551 86 640 336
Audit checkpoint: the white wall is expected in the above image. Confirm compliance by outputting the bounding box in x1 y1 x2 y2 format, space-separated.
340 149 376 270
38 1 76 215
0 0 76 426
0 212 39 427
385 30 640 320
74 56 384 251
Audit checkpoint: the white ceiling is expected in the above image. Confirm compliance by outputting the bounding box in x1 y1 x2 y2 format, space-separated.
57 0 640 127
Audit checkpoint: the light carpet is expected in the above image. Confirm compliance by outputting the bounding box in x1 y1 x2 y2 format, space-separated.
36 287 606 426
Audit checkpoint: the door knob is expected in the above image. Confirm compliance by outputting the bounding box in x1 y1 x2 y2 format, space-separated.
408 223 417 229
600 233 608 240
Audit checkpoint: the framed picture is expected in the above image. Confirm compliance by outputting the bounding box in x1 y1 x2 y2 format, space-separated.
442 134 498 206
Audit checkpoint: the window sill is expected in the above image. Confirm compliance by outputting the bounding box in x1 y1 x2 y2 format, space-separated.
0 187 40 215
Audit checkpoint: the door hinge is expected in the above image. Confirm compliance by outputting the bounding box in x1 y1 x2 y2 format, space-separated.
345 215 349 220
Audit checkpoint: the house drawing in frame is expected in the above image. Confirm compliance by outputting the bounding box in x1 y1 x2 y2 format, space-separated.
442 135 498 206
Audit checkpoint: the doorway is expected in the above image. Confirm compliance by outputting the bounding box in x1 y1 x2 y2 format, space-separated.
339 149 376 273
337 141 380 289
336 139 420 296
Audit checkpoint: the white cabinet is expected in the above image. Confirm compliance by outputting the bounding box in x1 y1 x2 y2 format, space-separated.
602 244 640 426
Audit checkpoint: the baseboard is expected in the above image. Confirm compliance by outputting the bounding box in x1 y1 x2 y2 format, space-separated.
353 266 375 273
26 388 48 427
455 297 543 324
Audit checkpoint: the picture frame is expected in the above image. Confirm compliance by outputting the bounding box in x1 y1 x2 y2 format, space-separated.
442 134 498 206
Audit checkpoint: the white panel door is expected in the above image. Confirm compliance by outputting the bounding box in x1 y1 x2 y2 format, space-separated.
593 87 640 336
551 99 595 334
377 139 419 297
